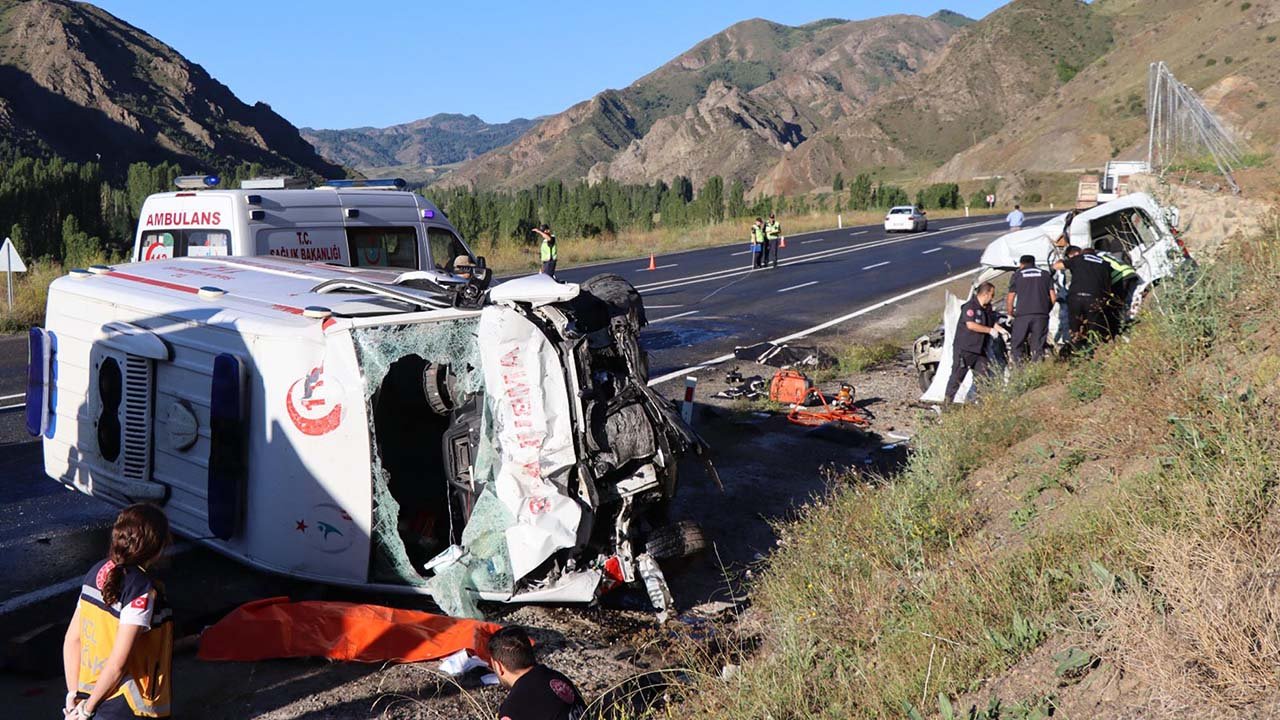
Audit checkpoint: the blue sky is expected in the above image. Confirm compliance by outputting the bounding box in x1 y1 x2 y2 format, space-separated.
93 1 1005 130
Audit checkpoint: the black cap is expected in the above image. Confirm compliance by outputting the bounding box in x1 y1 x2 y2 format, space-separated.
1019 254 1036 265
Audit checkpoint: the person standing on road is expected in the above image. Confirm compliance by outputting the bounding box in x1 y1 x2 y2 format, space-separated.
1006 204 1025 230
764 213 781 266
1053 246 1113 345
750 217 766 268
534 225 558 279
943 282 1005 403
62 504 173 720
489 626 587 720
1006 255 1056 362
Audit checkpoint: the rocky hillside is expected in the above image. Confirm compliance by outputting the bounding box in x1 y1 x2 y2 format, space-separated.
0 0 342 177
929 0 1280 184
755 0 1115 195
440 13 969 190
301 113 537 181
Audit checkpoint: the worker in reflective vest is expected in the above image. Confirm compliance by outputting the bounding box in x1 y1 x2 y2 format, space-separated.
535 225 558 278
750 218 766 268
764 214 781 266
1100 251 1138 336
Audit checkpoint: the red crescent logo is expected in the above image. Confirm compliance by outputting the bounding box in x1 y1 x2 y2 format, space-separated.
286 367 344 436
144 240 170 261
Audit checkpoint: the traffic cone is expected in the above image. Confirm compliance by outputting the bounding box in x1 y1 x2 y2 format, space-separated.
779 236 787 249
647 254 656 271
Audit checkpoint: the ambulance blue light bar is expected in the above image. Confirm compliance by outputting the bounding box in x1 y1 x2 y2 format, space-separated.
320 178 406 190
174 175 221 190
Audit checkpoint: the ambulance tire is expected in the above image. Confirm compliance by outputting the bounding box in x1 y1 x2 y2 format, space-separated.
644 521 708 561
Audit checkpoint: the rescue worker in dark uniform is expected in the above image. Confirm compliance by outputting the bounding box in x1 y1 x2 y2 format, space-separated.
943 281 1004 403
489 626 586 720
1099 251 1138 337
1006 255 1056 362
750 218 766 268
1053 246 1113 344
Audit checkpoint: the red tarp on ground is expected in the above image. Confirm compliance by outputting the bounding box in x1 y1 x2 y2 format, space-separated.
197 597 503 664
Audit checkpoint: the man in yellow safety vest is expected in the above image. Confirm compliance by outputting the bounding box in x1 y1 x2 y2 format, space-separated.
750 218 766 268
534 225 558 278
764 214 781 265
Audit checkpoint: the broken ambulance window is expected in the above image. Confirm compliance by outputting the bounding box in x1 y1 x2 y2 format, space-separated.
348 227 419 269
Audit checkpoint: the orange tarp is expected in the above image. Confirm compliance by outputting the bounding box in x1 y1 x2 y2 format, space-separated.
197 597 503 664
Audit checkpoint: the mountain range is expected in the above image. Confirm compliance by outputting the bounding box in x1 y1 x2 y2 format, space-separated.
0 0 341 177
3 0 1277 198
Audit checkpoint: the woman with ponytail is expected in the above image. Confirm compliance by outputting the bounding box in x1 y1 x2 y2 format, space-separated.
62 504 173 719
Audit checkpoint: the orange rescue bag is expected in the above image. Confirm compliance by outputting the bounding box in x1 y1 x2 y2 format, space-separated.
769 369 813 405
197 596 503 664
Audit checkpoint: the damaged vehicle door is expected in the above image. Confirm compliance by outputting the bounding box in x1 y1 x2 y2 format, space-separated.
352 272 718 617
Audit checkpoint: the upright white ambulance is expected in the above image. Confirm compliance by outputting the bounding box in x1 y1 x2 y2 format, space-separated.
132 176 480 279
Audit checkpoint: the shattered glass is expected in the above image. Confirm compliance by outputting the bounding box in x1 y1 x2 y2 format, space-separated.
353 319 485 591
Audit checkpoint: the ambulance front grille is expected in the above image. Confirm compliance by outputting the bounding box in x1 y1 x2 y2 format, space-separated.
121 355 154 483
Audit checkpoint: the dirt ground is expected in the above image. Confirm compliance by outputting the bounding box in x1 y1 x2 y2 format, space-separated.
4 277 973 720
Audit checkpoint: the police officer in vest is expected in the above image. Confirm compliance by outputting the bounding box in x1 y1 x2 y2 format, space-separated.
750 218 766 268
1052 246 1113 344
1006 255 1056 362
943 282 1006 403
534 224 557 279
764 213 781 266
1099 251 1138 336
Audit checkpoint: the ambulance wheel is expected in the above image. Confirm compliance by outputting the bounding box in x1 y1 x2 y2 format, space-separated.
644 521 708 561
917 364 937 392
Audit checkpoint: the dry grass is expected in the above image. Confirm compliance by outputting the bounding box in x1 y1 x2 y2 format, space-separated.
0 259 75 333
683 220 1280 717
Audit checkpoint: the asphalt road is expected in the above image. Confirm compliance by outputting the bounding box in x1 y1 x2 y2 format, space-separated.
0 211 1047 632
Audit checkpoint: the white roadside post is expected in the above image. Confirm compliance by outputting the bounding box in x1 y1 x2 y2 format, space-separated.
681 376 697 425
0 237 28 309
965 205 970 218
838 214 843 229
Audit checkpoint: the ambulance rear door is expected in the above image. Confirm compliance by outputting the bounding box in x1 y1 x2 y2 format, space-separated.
134 194 236 262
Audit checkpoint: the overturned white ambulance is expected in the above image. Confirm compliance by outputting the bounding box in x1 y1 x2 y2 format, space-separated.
27 256 715 616
916 192 1191 402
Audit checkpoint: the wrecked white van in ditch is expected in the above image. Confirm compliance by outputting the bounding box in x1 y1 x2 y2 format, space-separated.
914 192 1192 401
27 256 715 617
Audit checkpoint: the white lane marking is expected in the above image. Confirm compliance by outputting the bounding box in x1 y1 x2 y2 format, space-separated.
650 310 699 323
777 280 819 293
636 219 1004 294
0 402 25 411
863 261 891 270
0 392 24 401
921 247 942 255
801 237 827 244
0 542 193 616
637 263 678 271
647 266 983 387
849 231 868 236
645 304 684 309
730 250 752 256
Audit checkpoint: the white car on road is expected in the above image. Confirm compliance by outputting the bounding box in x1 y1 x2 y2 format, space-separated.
884 205 927 233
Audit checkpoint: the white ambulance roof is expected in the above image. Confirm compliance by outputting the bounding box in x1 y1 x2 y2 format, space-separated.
145 187 446 214
53 256 468 336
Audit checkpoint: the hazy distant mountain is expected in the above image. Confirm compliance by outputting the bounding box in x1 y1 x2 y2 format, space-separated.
0 0 343 177
301 114 538 181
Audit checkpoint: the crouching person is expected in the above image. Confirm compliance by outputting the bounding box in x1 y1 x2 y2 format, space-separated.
490 626 587 720
943 281 1004 404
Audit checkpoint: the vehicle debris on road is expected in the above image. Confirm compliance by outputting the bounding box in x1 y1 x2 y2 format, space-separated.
732 341 835 369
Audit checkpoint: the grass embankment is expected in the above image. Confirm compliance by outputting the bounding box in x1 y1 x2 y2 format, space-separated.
476 206 1025 274
0 259 75 334
691 219 1280 718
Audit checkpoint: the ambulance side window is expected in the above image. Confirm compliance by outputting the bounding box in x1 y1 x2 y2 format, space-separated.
346 227 418 269
426 227 472 272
